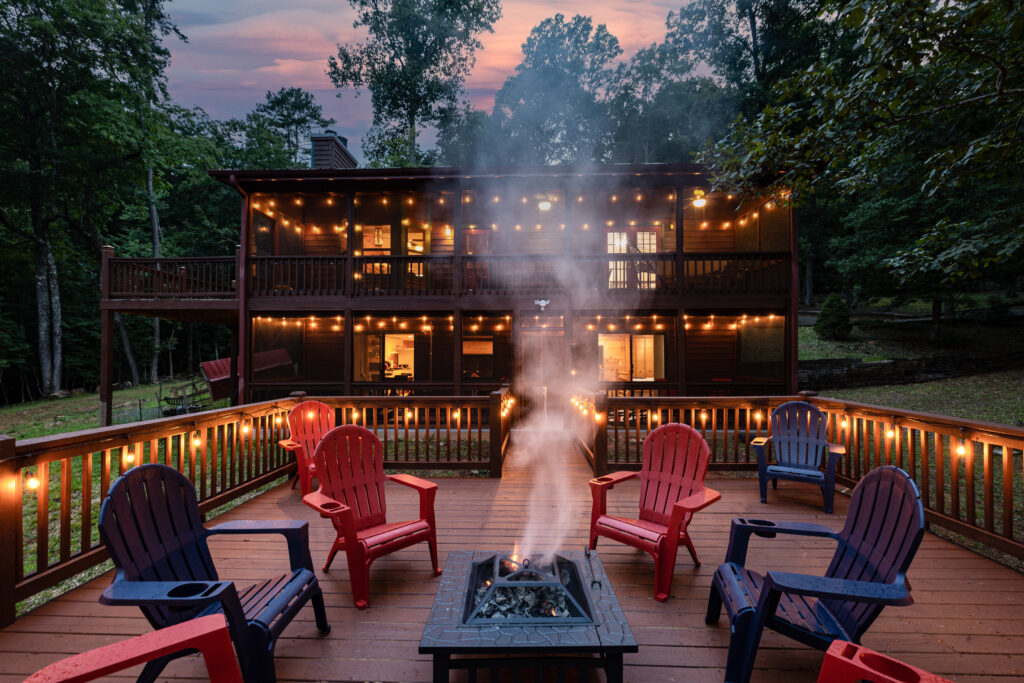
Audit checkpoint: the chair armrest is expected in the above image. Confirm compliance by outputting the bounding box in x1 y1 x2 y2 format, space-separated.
388 474 438 526
751 436 773 468
208 519 313 572
99 575 236 609
765 570 912 606
588 471 639 530
302 490 350 517
725 517 839 565
279 438 300 451
303 490 359 547
676 487 721 514
590 470 638 489
825 443 845 474
25 614 242 683
388 473 437 492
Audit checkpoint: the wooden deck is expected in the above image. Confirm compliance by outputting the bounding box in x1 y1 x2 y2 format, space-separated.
2 442 1023 682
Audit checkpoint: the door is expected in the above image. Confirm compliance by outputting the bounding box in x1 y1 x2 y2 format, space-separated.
518 330 567 417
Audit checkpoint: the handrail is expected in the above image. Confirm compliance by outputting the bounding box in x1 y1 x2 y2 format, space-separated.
0 390 513 626
570 392 1024 564
108 257 236 299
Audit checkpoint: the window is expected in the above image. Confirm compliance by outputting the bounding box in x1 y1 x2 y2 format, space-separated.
352 314 454 383
598 333 664 381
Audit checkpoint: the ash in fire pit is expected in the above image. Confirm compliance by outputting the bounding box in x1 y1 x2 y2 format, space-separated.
463 554 593 625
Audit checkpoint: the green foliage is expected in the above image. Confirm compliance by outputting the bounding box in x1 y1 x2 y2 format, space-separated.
328 0 501 166
491 14 622 164
255 87 335 166
814 293 853 340
704 0 1024 286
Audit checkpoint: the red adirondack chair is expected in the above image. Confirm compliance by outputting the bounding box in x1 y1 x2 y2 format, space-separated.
589 423 721 602
26 615 243 683
818 641 953 683
279 400 333 495
303 425 441 609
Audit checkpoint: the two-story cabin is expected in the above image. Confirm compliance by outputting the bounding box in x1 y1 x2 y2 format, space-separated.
98 134 796 423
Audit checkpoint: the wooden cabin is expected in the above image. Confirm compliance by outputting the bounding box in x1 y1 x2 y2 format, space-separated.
98 138 796 422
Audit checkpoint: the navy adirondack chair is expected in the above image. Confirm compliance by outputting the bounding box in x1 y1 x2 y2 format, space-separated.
705 466 925 683
752 401 845 513
97 464 330 683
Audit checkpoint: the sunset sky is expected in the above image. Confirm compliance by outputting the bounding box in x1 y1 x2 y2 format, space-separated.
165 0 685 148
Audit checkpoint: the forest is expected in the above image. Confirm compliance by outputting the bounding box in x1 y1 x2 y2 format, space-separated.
0 0 1021 404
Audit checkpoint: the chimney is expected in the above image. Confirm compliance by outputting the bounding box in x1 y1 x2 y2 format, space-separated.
310 129 357 169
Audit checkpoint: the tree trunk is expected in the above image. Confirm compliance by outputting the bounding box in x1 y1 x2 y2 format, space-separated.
115 313 141 386
803 250 814 306
33 239 53 394
407 111 417 166
930 297 943 342
147 165 161 383
187 323 194 375
46 246 62 392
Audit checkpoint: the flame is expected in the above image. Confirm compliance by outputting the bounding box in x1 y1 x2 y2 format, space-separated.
511 539 519 563
550 608 557 616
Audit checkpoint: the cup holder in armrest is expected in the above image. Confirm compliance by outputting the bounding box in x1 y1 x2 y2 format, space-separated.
746 519 776 527
319 501 341 510
168 582 212 598
594 477 614 483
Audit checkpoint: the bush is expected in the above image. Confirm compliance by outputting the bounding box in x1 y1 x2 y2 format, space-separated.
815 293 853 340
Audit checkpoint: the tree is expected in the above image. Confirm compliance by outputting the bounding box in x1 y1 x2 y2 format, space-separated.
327 0 501 166
663 0 832 119
492 14 622 164
255 87 335 166
705 0 1024 287
0 0 177 395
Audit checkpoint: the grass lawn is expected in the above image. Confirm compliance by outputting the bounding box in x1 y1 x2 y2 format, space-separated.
821 369 1024 427
798 318 1024 362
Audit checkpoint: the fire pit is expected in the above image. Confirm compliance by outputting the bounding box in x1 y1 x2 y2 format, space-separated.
420 549 637 682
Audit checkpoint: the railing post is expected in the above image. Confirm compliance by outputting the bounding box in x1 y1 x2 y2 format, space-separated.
594 394 608 476
488 390 503 478
0 436 19 626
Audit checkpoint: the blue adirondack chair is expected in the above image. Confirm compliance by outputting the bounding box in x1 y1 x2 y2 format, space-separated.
752 401 845 513
705 465 925 683
97 464 330 683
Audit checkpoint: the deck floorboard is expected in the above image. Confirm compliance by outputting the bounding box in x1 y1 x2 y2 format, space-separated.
2 443 1023 681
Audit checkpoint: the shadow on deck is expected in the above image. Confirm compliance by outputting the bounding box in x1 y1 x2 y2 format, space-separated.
2 444 1022 682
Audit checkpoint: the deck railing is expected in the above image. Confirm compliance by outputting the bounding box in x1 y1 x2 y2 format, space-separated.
681 252 789 294
354 256 454 295
462 254 678 295
249 256 346 297
0 389 512 626
108 257 236 299
569 392 1024 563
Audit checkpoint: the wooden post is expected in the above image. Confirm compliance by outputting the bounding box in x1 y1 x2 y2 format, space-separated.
99 246 115 427
0 436 19 626
787 205 799 394
453 310 462 395
488 390 503 478
346 194 356 297
343 309 353 395
594 393 609 476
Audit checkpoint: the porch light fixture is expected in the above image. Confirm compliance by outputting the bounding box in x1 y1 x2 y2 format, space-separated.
26 474 40 490
692 190 707 208
538 200 552 211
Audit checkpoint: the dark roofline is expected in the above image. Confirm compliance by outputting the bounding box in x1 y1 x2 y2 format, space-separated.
210 162 710 189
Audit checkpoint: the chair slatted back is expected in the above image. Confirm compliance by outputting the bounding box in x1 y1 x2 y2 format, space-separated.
771 401 830 470
288 399 334 469
313 425 388 531
823 466 925 640
638 423 712 527
98 464 217 628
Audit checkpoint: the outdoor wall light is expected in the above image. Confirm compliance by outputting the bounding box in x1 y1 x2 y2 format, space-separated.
692 189 707 208
538 200 552 211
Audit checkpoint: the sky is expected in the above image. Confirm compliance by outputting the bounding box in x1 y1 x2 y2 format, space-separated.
165 0 684 149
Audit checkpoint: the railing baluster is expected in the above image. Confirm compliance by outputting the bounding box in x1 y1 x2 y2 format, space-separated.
36 462 49 573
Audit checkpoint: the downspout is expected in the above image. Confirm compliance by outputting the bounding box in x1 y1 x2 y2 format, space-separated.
228 174 250 405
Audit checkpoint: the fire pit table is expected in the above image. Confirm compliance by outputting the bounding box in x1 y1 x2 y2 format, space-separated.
419 549 637 682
